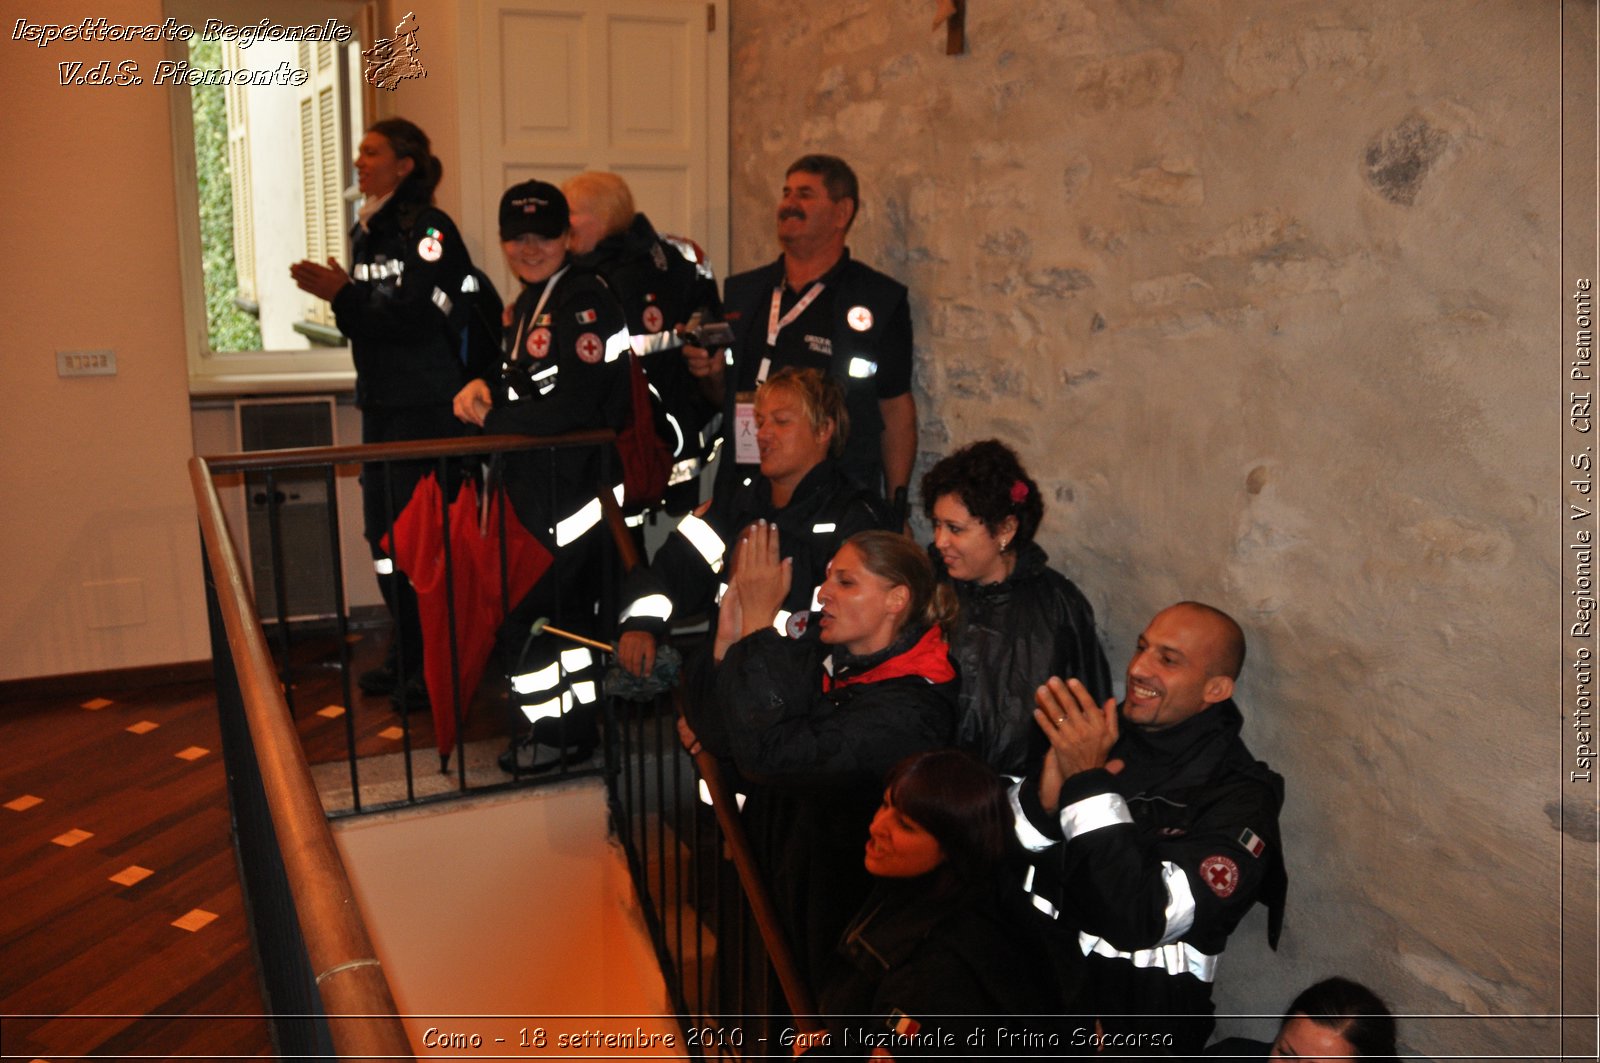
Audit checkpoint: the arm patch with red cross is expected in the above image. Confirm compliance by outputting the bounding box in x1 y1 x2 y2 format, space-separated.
1199 854 1240 898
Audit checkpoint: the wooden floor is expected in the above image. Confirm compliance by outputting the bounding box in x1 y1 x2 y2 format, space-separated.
0 626 523 1060
0 675 275 1060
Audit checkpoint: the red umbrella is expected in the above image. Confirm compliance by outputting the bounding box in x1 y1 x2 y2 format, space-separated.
384 474 551 766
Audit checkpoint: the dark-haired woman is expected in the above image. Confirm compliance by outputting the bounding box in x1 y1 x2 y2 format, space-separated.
921 439 1111 776
292 118 494 708
1206 977 1397 1061
690 528 958 984
808 750 1076 1058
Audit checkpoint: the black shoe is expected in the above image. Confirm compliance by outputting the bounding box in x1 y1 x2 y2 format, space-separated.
390 677 430 714
498 734 595 775
358 665 398 696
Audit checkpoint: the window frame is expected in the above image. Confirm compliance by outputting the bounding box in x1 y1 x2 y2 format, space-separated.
165 0 374 395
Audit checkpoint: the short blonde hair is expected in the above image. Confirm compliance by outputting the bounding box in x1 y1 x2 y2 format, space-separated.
757 367 850 458
561 172 635 239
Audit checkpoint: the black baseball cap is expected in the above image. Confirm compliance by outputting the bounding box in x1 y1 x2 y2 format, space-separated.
499 180 569 240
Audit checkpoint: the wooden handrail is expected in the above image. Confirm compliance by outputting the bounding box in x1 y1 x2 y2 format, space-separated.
203 428 616 474
190 455 414 1063
598 489 823 1032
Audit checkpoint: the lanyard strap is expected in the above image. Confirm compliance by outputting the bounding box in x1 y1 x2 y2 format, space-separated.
763 281 826 362
510 265 570 360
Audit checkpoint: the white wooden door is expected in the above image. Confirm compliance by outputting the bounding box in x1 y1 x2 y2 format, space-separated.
461 0 729 298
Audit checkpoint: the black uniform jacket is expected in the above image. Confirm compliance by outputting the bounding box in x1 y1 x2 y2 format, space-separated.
574 212 720 462
483 263 630 538
618 458 890 639
939 542 1112 777
336 198 476 409
1013 700 1288 1055
691 624 958 985
721 251 911 493
815 874 1079 1060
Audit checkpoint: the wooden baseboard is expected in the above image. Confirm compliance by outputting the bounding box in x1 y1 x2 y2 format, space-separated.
0 607 393 705
0 660 216 703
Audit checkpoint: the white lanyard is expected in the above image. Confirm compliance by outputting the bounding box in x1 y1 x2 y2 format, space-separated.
764 282 826 356
510 266 570 360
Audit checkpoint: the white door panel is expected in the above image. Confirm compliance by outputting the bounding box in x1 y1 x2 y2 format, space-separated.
463 0 728 299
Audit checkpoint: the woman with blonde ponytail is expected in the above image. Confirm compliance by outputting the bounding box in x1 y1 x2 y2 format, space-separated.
688 525 958 984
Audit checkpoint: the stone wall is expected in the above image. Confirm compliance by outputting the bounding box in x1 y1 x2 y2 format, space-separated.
728 1 1575 1054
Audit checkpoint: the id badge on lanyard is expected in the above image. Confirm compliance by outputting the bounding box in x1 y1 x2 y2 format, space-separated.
734 283 826 465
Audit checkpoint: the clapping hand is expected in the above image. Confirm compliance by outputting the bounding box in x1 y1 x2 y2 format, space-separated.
1033 677 1123 813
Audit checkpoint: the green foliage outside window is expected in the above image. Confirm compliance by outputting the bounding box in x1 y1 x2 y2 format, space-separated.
189 39 262 352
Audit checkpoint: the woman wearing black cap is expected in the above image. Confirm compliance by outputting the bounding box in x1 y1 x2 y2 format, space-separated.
291 118 496 711
453 180 633 773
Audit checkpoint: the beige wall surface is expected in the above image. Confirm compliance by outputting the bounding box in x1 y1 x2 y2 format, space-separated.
0 1 470 684
0 0 211 682
726 0 1587 1056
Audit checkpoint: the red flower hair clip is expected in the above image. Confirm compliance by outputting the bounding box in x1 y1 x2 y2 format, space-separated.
1010 480 1029 504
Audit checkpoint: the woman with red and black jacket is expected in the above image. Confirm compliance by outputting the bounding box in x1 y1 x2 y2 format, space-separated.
686 528 958 985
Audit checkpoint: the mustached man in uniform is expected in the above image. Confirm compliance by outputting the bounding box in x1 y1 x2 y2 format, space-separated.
690 155 916 513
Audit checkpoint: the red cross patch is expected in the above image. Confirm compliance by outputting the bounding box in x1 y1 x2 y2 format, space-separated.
1199 855 1240 898
784 611 810 638
847 305 874 331
575 331 603 363
526 327 552 359
642 304 664 332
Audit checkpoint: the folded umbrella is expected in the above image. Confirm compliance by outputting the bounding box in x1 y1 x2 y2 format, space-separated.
385 473 552 769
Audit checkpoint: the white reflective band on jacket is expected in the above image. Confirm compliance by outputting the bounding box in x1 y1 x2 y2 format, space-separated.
1060 791 1133 841
847 357 877 379
812 522 836 534
772 610 791 634
603 326 630 363
667 456 700 487
373 558 395 576
677 512 726 573
630 330 681 357
554 486 626 549
431 287 453 317
1080 934 1219 983
352 260 404 281
698 778 746 810
621 593 673 624
1008 780 1057 853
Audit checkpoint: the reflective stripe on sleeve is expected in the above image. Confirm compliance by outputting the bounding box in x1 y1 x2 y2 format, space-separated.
1158 860 1198 945
373 558 395 576
811 522 836 534
676 513 727 573
847 357 877 378
603 326 630 363
1008 779 1057 853
560 646 594 671
431 287 453 316
771 610 791 635
620 593 673 624
1060 791 1133 841
1079 934 1219 983
554 498 602 547
461 273 480 293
